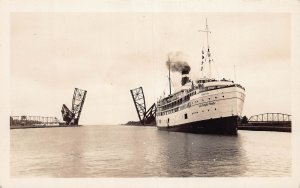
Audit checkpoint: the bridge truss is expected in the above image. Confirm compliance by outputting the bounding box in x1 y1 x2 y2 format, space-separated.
248 113 291 122
61 88 87 125
130 87 156 125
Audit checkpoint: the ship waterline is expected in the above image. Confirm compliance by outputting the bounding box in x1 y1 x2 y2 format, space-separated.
157 116 240 135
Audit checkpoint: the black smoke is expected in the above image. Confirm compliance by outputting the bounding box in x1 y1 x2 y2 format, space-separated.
166 51 191 74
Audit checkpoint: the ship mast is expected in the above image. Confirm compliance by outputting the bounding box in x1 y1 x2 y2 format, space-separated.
199 18 212 79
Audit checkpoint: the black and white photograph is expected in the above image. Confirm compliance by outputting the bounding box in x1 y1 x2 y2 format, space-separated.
0 1 300 188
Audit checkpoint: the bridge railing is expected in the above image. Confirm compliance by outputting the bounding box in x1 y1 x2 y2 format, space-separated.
248 113 291 122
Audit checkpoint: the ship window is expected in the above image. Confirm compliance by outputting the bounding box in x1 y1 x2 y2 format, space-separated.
223 96 224 98
215 108 216 110
184 114 188 119
208 109 209 111
209 98 210 100
215 97 217 99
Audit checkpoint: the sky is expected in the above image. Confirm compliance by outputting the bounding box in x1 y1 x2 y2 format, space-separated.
10 12 291 125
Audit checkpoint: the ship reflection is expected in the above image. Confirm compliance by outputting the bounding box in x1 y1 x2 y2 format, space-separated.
156 131 247 177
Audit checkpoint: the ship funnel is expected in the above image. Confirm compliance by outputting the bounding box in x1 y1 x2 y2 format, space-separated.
181 71 190 86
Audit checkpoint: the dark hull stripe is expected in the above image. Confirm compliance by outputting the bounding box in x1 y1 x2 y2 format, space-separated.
157 116 239 135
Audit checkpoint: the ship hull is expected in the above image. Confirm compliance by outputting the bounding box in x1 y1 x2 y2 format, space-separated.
157 115 239 135
156 85 245 135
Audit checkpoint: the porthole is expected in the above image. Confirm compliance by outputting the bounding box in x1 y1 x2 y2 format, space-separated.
223 96 224 98
215 108 216 110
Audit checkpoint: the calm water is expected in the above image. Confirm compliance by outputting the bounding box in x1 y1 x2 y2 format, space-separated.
10 125 291 177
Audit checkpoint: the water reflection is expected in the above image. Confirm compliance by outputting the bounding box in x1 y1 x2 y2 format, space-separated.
156 131 247 177
11 125 290 177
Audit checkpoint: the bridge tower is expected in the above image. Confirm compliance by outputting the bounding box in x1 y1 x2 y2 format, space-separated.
130 87 156 125
61 88 87 125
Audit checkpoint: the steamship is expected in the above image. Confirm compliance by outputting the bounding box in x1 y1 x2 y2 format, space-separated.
156 21 245 135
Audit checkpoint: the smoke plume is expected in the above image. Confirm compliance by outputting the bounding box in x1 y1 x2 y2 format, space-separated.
166 51 191 74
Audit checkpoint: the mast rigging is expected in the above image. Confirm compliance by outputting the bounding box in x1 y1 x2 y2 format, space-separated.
199 18 212 79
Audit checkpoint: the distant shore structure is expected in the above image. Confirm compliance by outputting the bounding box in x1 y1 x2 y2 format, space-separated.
10 88 87 129
10 116 61 129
